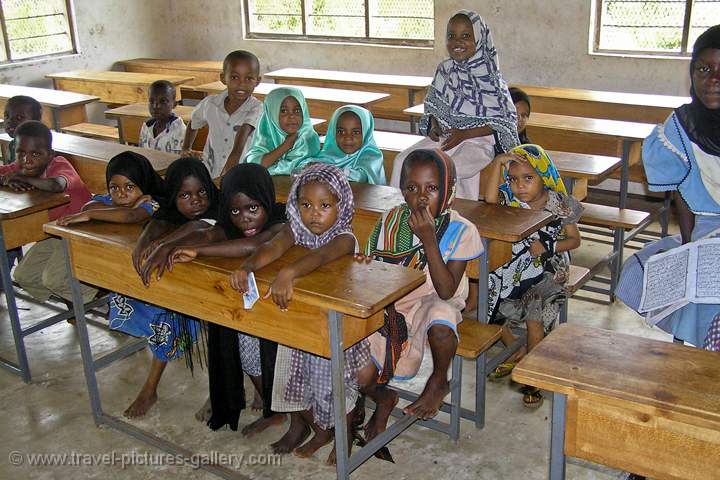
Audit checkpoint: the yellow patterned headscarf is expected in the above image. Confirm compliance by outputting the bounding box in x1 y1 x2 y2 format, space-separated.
500 144 566 207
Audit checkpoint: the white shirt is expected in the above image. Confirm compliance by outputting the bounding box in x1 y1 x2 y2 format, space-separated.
139 115 186 154
190 91 262 178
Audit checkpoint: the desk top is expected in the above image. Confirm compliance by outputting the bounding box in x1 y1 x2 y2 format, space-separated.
265 67 432 90
546 151 621 180
0 187 68 220
195 82 391 106
272 176 552 243
513 324 720 425
119 58 223 73
0 84 99 108
515 84 689 109
46 70 195 87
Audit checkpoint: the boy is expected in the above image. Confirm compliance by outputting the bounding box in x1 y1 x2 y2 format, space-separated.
139 80 186 154
0 120 96 305
181 50 262 179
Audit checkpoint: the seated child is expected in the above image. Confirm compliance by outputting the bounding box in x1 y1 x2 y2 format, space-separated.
301 105 385 184
243 87 321 175
229 164 365 464
355 149 482 441
168 163 286 434
389 10 518 200
484 144 582 407
139 80 186 154
182 50 262 178
510 87 531 144
0 120 95 305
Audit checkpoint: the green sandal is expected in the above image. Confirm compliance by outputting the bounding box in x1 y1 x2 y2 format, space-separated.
488 362 516 381
522 386 544 408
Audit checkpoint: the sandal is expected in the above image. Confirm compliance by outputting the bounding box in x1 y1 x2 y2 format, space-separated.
522 386 544 408
488 362 516 381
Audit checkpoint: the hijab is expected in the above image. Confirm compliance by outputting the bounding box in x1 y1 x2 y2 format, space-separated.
106 151 165 198
154 157 219 224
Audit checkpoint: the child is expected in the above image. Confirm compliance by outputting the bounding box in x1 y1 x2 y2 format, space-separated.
139 80 186 154
484 144 582 407
229 164 365 464
300 105 385 184
355 149 482 442
182 50 262 178
122 157 219 418
244 87 321 175
510 87 531 144
389 10 518 200
1 120 96 305
167 163 286 434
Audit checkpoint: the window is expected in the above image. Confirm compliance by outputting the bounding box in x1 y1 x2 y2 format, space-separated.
244 0 434 46
0 0 76 63
593 0 720 55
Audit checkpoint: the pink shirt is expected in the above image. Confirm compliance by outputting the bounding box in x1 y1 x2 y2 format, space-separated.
0 156 91 220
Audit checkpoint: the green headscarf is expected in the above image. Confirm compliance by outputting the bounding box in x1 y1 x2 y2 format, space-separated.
243 87 321 175
302 105 386 185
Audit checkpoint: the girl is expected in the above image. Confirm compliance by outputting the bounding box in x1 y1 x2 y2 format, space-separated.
243 87 321 175
484 144 582 407
168 163 286 434
389 10 518 200
510 87 531 144
229 164 366 464
356 149 483 442
122 157 219 418
302 105 386 184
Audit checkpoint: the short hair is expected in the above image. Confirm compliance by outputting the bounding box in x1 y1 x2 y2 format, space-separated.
223 50 260 74
5 95 42 120
149 80 176 98
399 149 437 189
509 87 531 111
14 120 52 150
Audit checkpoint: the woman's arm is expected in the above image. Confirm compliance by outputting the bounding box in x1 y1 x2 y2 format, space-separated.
676 193 695 244
260 133 297 168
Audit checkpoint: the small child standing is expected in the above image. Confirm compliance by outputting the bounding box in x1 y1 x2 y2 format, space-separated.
389 10 518 200
510 87 531 144
243 87 321 175
182 50 262 178
484 144 582 407
139 80 186 154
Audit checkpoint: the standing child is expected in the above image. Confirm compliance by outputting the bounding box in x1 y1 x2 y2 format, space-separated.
355 149 482 441
510 87 531 144
139 80 186 154
244 87 321 175
484 144 582 406
182 50 262 178
389 10 518 200
229 164 365 464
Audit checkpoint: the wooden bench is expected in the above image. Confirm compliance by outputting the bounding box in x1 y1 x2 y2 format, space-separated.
118 58 224 102
60 123 120 142
559 265 592 324
0 84 99 131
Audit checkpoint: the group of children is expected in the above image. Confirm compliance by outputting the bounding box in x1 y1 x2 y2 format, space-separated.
2 8 592 464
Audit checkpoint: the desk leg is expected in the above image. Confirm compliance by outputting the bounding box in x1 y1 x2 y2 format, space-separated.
408 90 417 134
329 310 350 480
477 238 489 324
550 392 567 480
116 119 126 145
619 140 631 210
0 226 31 383
566 178 574 195
51 109 61 132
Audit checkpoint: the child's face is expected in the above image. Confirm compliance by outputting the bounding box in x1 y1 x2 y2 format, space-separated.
298 181 338 236
278 96 302 135
221 58 261 104
148 88 176 122
230 192 268 237
692 48 720 110
515 100 530 135
507 161 545 204
15 135 51 177
335 111 363 155
4 104 36 138
446 16 475 62
108 174 143 208
176 176 210 219
402 161 441 218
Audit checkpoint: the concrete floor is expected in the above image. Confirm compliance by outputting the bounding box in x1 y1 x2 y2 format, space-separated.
0 192 675 480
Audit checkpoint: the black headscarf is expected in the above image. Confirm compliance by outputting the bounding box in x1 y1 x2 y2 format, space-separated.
106 151 165 198
154 157 219 225
510 87 531 144
676 24 720 156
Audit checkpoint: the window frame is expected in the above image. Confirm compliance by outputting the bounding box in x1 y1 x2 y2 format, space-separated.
0 0 78 65
242 0 434 48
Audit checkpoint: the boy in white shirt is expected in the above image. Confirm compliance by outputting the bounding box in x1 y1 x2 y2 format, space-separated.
139 80 186 154
181 50 262 179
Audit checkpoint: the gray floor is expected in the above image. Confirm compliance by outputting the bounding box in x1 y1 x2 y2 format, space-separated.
0 192 674 480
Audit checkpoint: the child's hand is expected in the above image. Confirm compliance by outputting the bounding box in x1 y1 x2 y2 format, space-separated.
139 243 174 286
5 174 35 191
428 123 442 142
132 240 161 278
353 253 372 263
265 268 294 311
180 149 202 159
167 247 197 270
408 205 437 244
496 152 525 167
530 240 546 258
282 132 298 148
440 128 467 151
229 268 251 293
56 212 91 226
132 194 153 208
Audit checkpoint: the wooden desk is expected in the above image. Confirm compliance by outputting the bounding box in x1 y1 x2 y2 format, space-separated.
195 82 391 121
46 71 194 105
0 84 99 131
513 324 720 480
0 132 177 194
118 58 223 86
48 220 425 479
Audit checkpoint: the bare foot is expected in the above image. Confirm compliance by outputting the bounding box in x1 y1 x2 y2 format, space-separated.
365 388 398 442
403 373 449 420
326 440 353 466
242 413 286 437
251 390 263 411
293 428 333 459
195 396 212 423
271 414 310 454
123 386 158 418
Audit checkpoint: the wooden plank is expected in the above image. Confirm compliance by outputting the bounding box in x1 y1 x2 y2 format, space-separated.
265 68 432 89
2 209 53 250
0 187 69 219
61 122 119 141
0 83 99 108
580 202 650 229
119 58 223 86
456 321 502 358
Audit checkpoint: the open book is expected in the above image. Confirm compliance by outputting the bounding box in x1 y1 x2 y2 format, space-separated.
639 237 720 324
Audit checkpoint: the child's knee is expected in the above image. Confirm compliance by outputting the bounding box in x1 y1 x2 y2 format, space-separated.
356 362 378 391
428 323 456 342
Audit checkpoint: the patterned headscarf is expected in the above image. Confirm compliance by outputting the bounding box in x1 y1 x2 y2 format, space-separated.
500 144 567 208
243 87 321 175
286 163 354 248
420 10 519 152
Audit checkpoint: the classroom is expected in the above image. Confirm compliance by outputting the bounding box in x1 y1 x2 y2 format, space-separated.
1 1 719 479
